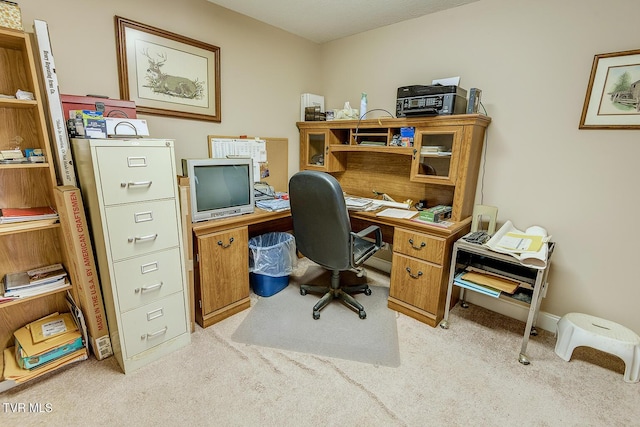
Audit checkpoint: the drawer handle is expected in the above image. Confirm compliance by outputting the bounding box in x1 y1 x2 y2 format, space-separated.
142 326 168 340
128 233 158 243
217 237 235 248
121 180 153 188
408 238 426 250
405 267 423 279
135 282 163 293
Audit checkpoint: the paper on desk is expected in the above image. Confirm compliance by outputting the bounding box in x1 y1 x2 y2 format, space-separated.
484 220 550 269
432 76 460 86
376 208 418 219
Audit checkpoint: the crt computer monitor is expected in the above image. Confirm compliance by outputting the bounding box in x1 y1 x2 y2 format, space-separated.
182 157 255 222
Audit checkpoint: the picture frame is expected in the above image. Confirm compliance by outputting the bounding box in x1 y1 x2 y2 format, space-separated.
579 49 640 129
115 16 221 122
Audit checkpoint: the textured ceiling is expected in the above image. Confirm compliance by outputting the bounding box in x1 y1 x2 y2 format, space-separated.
207 0 479 44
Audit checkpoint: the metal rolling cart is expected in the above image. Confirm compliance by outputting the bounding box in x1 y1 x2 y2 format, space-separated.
439 238 555 365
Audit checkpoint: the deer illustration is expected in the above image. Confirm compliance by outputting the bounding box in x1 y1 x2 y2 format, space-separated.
141 49 203 99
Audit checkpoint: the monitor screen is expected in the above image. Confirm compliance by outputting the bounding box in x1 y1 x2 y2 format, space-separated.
183 158 255 222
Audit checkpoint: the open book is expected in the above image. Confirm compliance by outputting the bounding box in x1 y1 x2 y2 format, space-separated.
484 220 551 269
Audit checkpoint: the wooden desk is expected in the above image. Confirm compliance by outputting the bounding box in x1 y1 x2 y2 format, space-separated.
181 192 471 329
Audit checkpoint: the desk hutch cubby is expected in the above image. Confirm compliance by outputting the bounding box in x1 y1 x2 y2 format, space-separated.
0 28 79 386
297 115 491 326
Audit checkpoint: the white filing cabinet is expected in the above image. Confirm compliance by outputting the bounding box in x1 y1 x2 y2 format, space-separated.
71 138 190 373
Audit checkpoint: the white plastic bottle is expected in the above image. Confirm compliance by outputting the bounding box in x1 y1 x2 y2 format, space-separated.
360 92 367 119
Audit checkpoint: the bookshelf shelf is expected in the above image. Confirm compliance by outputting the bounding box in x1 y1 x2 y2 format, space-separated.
0 284 72 310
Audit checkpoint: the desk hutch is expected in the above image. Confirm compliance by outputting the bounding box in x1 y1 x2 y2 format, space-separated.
298 115 491 326
183 115 490 330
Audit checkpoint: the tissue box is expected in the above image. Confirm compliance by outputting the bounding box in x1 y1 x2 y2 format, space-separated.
0 1 23 30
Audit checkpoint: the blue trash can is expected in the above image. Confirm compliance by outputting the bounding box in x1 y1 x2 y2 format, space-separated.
248 232 297 297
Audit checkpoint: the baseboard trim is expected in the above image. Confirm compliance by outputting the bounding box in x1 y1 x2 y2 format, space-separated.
463 292 559 333
364 257 559 333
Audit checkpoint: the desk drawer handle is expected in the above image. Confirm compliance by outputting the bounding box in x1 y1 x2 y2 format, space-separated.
128 233 158 243
135 282 163 294
408 238 426 250
142 326 168 340
405 267 423 279
217 237 235 248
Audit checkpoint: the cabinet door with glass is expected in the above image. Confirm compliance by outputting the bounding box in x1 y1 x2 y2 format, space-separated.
410 126 463 185
300 129 346 172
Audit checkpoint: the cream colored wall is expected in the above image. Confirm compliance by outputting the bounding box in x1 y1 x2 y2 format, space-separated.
17 0 322 181
17 0 640 332
321 0 640 332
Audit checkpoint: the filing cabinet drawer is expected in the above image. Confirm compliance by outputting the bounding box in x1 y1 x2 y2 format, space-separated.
96 145 175 205
389 252 444 315
113 248 184 312
120 292 187 357
393 228 446 264
105 199 180 261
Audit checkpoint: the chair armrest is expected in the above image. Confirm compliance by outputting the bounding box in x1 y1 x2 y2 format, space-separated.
354 225 382 249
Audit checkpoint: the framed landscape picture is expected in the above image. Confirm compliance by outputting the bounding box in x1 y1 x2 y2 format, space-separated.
579 49 640 129
115 16 221 122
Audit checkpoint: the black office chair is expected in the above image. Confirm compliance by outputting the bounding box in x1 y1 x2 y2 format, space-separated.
288 171 382 319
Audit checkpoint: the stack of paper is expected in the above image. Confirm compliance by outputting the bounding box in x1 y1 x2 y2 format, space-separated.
484 220 551 269
255 199 290 212
0 206 58 224
2 264 69 300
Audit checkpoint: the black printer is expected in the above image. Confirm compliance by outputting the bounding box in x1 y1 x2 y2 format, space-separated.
396 84 467 117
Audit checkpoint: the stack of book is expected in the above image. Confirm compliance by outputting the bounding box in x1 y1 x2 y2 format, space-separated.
0 206 58 224
1 264 69 301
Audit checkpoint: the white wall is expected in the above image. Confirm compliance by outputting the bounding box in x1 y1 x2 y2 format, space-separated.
321 0 640 331
18 0 322 179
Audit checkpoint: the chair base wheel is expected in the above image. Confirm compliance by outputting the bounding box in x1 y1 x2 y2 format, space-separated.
300 289 307 296
313 311 320 320
364 288 372 296
359 310 366 319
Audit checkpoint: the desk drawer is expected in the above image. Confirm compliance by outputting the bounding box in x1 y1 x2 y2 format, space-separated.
105 199 180 261
113 247 184 312
393 228 445 264
96 145 175 205
389 253 443 314
120 292 187 357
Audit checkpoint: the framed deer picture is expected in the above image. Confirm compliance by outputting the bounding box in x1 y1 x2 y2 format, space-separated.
115 16 221 122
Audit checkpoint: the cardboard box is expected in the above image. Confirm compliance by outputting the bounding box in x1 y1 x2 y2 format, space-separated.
54 186 113 360
34 20 77 186
0 1 22 30
60 94 137 121
419 205 452 223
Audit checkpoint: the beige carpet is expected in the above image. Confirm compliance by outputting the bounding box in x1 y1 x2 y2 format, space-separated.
233 262 400 367
2 262 638 426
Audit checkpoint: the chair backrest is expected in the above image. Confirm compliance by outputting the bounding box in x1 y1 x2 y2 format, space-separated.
289 171 351 271
470 204 498 234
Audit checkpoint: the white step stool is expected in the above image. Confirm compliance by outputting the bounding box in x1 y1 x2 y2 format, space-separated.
555 312 640 383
